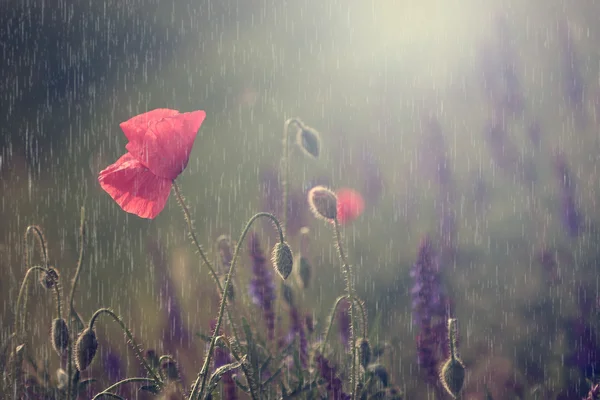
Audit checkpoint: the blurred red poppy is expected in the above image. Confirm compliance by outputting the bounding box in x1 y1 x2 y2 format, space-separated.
98 108 206 219
335 188 365 224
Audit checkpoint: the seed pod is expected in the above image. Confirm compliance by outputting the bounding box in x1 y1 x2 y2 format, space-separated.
40 266 59 289
51 318 70 355
357 338 371 369
74 328 98 371
271 241 294 280
308 186 337 221
296 126 321 158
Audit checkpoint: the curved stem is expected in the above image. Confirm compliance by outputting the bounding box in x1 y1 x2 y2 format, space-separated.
333 218 357 400
350 295 368 340
88 308 161 384
319 295 350 354
92 377 154 400
21 225 49 338
15 266 48 341
282 118 304 235
67 207 86 400
190 212 285 400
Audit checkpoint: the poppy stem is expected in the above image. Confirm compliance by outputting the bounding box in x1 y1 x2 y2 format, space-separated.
282 117 305 236
190 212 284 400
67 207 86 400
88 308 162 385
333 217 358 400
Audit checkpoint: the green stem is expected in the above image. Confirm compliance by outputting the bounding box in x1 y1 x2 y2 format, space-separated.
15 266 48 341
91 377 154 400
67 207 86 400
189 212 285 400
282 118 304 235
319 295 350 354
447 318 457 361
88 308 161 384
333 218 357 400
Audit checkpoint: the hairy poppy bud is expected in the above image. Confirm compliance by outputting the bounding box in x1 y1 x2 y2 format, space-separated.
161 359 181 381
357 338 371 369
40 267 59 289
51 318 69 355
440 318 465 398
308 186 337 221
75 328 98 371
440 358 465 398
271 242 293 280
296 126 321 158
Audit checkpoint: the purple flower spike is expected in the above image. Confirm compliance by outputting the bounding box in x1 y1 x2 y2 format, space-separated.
410 236 449 384
287 305 308 368
314 352 351 400
248 232 276 340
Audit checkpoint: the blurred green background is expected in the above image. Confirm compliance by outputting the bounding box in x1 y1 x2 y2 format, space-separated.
2 0 600 398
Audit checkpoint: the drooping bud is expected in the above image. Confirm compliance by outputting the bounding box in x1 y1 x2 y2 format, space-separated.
271 241 294 280
307 186 337 221
357 338 371 369
74 328 98 371
40 266 59 289
51 318 70 355
296 125 321 158
161 359 181 381
146 349 160 370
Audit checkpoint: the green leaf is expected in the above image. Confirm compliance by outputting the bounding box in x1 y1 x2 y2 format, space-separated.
195 332 213 343
77 378 97 393
232 375 250 393
138 384 161 394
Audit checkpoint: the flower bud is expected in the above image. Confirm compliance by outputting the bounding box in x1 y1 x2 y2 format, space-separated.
40 266 59 289
51 318 70 355
357 338 371 369
271 241 293 280
296 126 321 158
308 186 337 221
75 328 98 371
368 364 389 387
440 357 465 398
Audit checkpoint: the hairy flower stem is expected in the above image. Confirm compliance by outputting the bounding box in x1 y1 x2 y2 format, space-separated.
333 218 357 400
20 226 50 335
282 118 304 234
67 207 86 400
91 377 154 400
88 308 161 384
190 212 285 400
173 182 255 397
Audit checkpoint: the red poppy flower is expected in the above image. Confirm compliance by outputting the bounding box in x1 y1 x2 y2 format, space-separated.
98 108 206 219
335 188 365 224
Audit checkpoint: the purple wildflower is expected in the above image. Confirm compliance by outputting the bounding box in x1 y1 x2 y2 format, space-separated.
553 152 582 237
314 352 351 400
248 232 276 340
336 299 351 351
287 305 308 368
559 22 585 118
410 236 449 384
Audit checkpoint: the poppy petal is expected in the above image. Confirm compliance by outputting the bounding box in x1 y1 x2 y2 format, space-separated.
126 110 206 180
98 153 172 219
335 188 365 224
120 109 180 145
